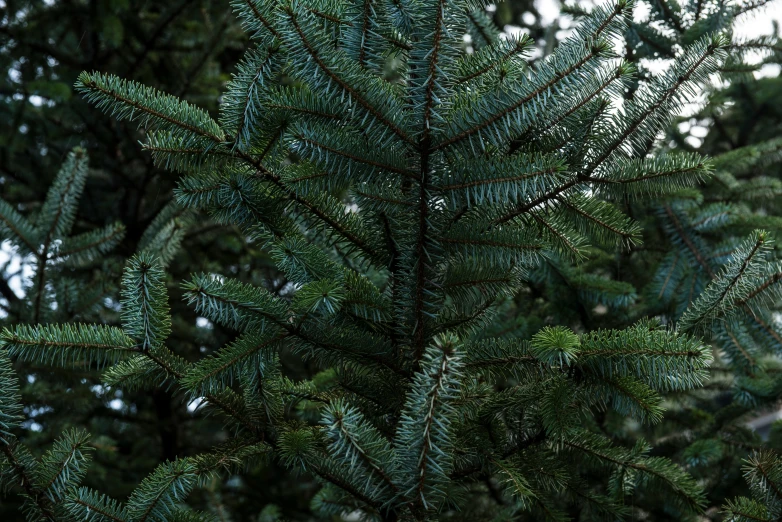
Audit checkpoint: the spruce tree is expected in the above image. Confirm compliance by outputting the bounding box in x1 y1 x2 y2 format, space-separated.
0 2 281 512
553 0 782 518
0 0 769 519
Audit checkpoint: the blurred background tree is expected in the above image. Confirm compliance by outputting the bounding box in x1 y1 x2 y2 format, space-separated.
0 0 262 516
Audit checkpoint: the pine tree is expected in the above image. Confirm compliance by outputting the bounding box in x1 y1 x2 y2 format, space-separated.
0 0 764 519
0 2 278 513
0 147 124 324
537 2 782 515
552 0 782 517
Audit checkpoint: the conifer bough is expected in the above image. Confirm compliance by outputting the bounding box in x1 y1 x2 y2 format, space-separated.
0 0 750 519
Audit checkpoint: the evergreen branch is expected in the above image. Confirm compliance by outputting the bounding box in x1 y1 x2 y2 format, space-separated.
291 128 419 180
32 147 91 322
35 428 92 501
745 308 782 347
182 331 287 396
181 274 289 333
0 350 22 442
489 456 534 505
283 190 380 262
39 146 89 245
397 335 462 509
182 274 403 374
717 323 758 369
722 497 770 521
577 322 711 392
168 133 379 262
121 254 172 351
563 435 705 512
465 9 499 49
202 391 266 440
355 0 372 67
232 0 282 39
55 222 126 266
679 231 771 333
462 339 536 376
1 324 137 369
305 4 350 25
591 154 710 199
435 52 601 152
233 154 379 260
529 212 585 259
417 0 447 134
76 72 226 144
435 0 630 151
583 35 727 178
554 195 640 247
223 44 283 150
127 459 197 522
736 270 782 307
585 374 664 424
456 35 531 84
663 204 715 277
522 61 631 141
1 442 57 521
450 429 547 480
0 199 39 254
492 178 580 225
280 4 414 145
64 488 129 522
440 154 567 206
138 205 195 267
323 399 399 497
412 153 434 362
310 460 384 509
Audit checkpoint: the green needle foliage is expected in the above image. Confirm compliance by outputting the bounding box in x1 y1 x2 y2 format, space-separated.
724 450 782 521
0 0 772 519
554 0 782 516
0 147 125 323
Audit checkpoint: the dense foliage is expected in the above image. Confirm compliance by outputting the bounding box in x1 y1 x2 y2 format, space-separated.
2 0 782 520
0 1 285 516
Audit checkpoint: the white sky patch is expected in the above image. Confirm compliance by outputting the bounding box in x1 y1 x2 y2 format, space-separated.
633 1 651 22
196 316 213 329
734 8 779 40
187 397 206 413
536 0 561 25
733 11 782 73
0 240 34 299
685 135 703 148
504 25 532 38
756 63 782 78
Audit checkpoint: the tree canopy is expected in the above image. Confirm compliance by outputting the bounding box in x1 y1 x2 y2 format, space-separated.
2 0 782 520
